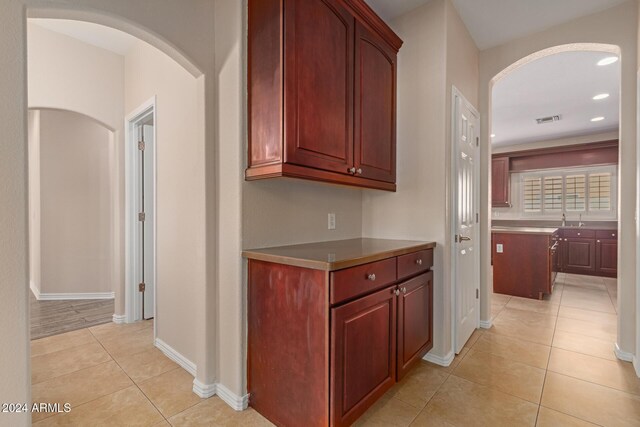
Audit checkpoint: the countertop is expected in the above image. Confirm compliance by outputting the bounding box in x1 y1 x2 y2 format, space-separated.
492 220 617 230
242 238 436 271
491 226 559 235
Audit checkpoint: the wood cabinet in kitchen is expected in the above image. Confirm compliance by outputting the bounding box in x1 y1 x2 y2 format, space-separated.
247 0 402 191
491 157 510 207
559 228 617 277
244 239 435 427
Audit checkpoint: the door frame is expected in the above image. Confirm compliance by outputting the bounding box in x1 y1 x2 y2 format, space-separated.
450 86 481 354
125 96 157 333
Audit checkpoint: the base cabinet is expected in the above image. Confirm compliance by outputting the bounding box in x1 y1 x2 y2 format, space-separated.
563 238 596 274
596 239 617 276
559 229 617 277
248 248 434 427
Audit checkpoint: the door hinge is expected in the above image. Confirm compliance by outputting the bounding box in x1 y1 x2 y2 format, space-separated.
476 289 479 299
138 282 146 292
476 137 479 147
476 213 479 223
138 212 146 222
138 140 145 151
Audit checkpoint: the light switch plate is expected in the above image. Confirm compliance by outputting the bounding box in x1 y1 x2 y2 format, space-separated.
496 243 503 253
328 213 336 230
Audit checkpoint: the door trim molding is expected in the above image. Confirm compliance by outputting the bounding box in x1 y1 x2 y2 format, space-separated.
125 96 157 341
450 86 481 354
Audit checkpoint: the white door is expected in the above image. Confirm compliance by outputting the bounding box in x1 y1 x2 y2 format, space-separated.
452 87 480 353
134 118 155 320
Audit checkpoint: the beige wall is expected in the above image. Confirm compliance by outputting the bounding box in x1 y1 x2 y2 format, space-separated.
480 1 638 356
362 0 479 360
37 109 112 295
124 38 206 368
28 110 41 295
0 2 30 422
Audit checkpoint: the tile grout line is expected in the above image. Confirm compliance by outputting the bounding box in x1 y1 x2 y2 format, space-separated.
534 299 561 426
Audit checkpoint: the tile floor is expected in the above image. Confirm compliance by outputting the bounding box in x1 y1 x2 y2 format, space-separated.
30 273 640 426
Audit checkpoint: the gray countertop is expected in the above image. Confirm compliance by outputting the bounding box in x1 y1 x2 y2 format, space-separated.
491 226 559 235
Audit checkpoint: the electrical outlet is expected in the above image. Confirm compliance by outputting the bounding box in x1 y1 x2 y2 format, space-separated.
328 213 336 230
496 243 504 253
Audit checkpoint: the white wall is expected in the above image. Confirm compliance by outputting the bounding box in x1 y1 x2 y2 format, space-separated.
362 0 479 360
37 109 113 295
480 1 638 357
124 38 206 370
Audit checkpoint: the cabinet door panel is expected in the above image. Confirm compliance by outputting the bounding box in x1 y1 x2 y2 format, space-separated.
491 157 510 207
564 238 596 274
397 272 433 380
331 286 396 427
284 0 354 174
596 239 617 277
354 22 396 183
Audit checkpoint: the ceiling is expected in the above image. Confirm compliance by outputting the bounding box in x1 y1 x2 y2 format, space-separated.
366 0 627 50
491 51 620 147
30 19 137 56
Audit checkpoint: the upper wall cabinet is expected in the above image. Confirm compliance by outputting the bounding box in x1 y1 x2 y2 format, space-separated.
247 0 403 191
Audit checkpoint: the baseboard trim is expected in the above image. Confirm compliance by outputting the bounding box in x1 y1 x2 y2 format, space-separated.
423 349 455 367
479 319 492 329
33 291 115 301
112 314 127 324
30 282 41 300
615 343 634 362
193 380 217 398
633 357 640 378
216 383 249 411
154 338 197 377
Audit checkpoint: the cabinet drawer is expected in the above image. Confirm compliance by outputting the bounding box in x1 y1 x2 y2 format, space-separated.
596 230 617 240
397 250 433 280
563 229 595 239
331 258 397 305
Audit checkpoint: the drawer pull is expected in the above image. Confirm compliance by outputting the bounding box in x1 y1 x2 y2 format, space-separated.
367 273 376 281
401 287 407 294
577 232 581 236
415 259 423 265
597 240 601 243
393 288 400 296
612 233 616 237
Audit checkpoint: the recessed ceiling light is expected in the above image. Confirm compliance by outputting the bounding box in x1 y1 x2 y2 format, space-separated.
590 116 605 122
597 56 619 66
593 93 610 100
491 134 496 138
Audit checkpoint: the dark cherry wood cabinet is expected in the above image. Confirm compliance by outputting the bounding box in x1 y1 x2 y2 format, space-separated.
558 229 616 277
491 157 510 207
331 286 397 426
397 272 433 380
244 239 435 427
247 0 403 191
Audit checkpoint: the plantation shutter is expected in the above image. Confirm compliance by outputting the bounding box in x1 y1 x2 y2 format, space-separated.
523 177 542 212
565 174 586 211
589 173 612 211
543 176 563 212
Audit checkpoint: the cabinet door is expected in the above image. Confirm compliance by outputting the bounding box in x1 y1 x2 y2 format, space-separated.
284 0 354 175
491 157 510 207
331 286 397 427
564 238 596 274
596 239 617 277
397 272 433 380
354 22 397 183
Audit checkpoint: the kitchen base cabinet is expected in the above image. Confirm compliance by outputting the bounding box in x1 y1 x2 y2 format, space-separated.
244 239 435 427
559 229 617 277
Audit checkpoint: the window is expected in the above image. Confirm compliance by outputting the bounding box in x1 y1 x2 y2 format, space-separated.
520 166 616 218
523 177 541 213
589 173 612 211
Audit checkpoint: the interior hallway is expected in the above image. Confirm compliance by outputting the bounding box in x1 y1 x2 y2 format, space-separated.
30 273 638 426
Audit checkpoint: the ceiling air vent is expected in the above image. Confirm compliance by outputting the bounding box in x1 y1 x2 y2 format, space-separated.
536 115 561 124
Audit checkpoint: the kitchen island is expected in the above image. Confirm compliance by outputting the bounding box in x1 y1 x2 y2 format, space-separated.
492 226 559 300
243 238 436 427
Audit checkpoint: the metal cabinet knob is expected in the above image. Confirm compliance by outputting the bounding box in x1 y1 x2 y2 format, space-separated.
367 273 376 281
597 240 601 243
356 168 363 175
401 287 407 294
394 289 400 296
577 233 581 236
612 233 616 237
416 259 423 265
348 167 356 174
564 239 568 241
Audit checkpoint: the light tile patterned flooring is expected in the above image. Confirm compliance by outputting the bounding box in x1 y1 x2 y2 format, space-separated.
31 273 640 426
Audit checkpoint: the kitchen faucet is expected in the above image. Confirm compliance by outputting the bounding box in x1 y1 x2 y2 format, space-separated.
578 214 584 228
561 213 566 227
